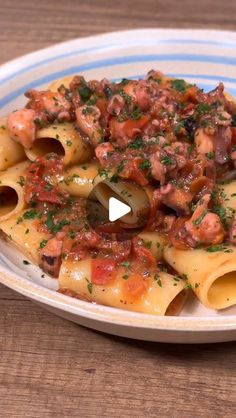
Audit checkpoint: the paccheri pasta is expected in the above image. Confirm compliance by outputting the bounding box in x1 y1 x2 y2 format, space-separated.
1 70 236 316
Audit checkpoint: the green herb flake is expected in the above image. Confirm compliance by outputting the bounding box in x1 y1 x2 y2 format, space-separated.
23 209 42 220
185 282 192 289
44 183 53 191
171 79 188 93
66 140 72 147
139 160 151 170
160 156 173 166
87 282 93 294
122 274 129 280
196 103 212 116
78 84 92 102
17 176 25 187
206 151 215 160
39 239 48 249
154 272 162 287
117 160 125 173
121 261 130 268
128 138 144 149
206 244 233 253
145 241 152 249
192 210 207 226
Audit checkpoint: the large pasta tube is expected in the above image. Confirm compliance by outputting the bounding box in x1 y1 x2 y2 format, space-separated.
138 231 167 260
0 210 49 263
0 161 29 221
59 258 186 315
218 181 236 211
25 122 91 166
93 176 150 227
164 245 236 310
59 162 99 198
0 117 25 170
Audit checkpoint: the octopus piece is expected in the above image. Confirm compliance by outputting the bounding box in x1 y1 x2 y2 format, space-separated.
76 105 103 147
194 128 214 155
160 184 193 216
150 151 167 184
25 89 72 123
7 109 37 149
107 94 125 116
184 194 225 246
40 237 63 277
169 194 225 249
214 126 232 165
95 142 115 167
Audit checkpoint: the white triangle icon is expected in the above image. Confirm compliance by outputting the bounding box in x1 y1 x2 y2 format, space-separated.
108 197 131 222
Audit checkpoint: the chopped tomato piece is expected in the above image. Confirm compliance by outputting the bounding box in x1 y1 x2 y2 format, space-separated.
91 259 117 285
109 115 149 147
120 157 149 186
124 275 149 301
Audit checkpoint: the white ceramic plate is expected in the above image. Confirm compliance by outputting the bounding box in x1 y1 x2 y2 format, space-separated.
1 28 236 343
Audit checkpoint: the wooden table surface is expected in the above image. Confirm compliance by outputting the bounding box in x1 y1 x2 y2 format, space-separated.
0 1 236 417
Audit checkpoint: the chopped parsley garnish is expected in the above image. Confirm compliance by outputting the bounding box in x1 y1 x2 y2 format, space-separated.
121 261 130 268
78 84 92 102
45 212 70 233
82 106 94 115
128 138 144 149
118 89 132 105
196 103 212 115
117 160 125 173
66 140 72 146
17 176 25 187
205 244 233 253
87 95 98 105
139 160 151 170
185 283 192 289
68 230 76 239
171 79 188 93
206 151 215 160
34 118 46 128
98 168 110 179
44 183 53 191
145 241 152 249
192 210 207 226
39 239 48 249
160 156 173 166
87 282 93 294
23 209 42 220
130 105 142 120
154 272 162 287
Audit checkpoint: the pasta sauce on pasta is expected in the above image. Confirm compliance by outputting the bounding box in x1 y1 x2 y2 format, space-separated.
2 70 236 315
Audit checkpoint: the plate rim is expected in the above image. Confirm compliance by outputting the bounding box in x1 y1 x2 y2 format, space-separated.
0 27 236 334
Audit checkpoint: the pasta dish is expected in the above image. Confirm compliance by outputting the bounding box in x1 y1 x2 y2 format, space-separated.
1 70 236 316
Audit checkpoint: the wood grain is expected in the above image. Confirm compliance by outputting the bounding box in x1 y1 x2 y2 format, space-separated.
0 1 236 417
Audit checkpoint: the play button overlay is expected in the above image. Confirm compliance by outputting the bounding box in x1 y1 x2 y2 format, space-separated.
108 197 131 222
86 179 151 241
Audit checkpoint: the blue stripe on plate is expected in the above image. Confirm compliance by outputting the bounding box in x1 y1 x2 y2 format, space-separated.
1 37 236 86
1 54 236 108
